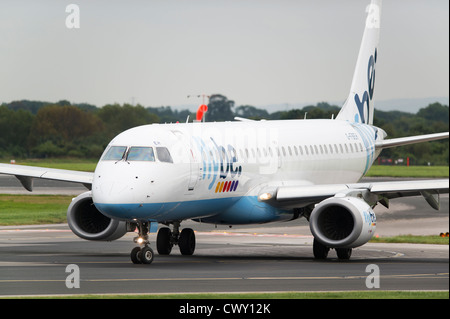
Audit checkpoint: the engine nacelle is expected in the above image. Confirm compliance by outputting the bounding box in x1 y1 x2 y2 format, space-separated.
67 191 128 241
309 196 376 248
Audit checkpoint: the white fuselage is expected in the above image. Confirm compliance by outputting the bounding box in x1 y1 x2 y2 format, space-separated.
92 119 385 224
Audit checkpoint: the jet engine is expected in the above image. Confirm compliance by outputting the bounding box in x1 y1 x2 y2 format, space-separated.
67 191 129 241
309 196 376 248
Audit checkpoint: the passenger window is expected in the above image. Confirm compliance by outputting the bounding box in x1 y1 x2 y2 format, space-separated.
156 147 173 163
127 147 155 161
102 146 127 161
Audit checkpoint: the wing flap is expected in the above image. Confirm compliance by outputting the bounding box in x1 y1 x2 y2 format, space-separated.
260 179 449 211
276 184 348 202
367 179 449 196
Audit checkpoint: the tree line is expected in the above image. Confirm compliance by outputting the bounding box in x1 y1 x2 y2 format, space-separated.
0 95 448 165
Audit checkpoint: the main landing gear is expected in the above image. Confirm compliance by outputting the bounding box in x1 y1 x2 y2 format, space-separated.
313 239 352 260
130 221 196 264
156 221 196 256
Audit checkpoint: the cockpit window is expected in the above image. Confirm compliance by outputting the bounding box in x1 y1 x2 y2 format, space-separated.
156 147 173 163
102 146 127 161
127 147 156 161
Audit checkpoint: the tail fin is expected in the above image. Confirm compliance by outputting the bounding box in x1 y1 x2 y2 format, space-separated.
336 0 382 125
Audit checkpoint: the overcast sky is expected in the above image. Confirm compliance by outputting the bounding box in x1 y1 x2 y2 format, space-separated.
0 0 448 110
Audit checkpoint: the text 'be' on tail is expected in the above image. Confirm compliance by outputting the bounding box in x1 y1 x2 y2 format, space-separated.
336 0 382 125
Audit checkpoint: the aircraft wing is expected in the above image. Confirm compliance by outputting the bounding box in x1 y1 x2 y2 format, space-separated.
259 179 449 211
0 163 93 192
376 132 449 149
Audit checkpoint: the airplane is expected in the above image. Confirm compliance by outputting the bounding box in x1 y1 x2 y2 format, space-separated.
0 0 448 264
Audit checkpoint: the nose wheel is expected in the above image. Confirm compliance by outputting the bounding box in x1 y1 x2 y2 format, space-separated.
130 246 154 264
130 222 155 264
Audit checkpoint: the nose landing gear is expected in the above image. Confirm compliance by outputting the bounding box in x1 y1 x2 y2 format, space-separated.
130 222 154 264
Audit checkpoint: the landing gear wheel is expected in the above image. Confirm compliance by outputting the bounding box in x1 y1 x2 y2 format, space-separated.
179 228 196 255
157 227 173 255
336 248 352 260
313 238 330 260
139 246 154 264
130 247 142 264
130 221 154 265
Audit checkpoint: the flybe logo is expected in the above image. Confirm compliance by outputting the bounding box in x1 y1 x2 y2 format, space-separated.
354 48 377 124
193 137 242 191
363 210 377 227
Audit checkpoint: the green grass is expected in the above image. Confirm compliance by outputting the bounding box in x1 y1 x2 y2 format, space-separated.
0 194 71 226
5 291 449 299
367 165 449 178
2 158 98 172
370 235 449 245
16 158 98 172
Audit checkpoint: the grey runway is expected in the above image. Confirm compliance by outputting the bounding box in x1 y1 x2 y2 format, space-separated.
0 176 448 296
0 222 448 296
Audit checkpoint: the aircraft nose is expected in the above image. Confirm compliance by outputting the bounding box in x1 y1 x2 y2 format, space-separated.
91 171 148 220
92 162 135 201
91 160 168 220
92 161 157 206
95 176 130 200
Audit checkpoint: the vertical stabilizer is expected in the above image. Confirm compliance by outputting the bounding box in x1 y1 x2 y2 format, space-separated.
336 0 382 125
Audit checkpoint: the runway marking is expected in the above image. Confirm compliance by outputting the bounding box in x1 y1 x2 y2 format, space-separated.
0 229 312 238
196 231 313 238
0 273 447 283
0 229 71 233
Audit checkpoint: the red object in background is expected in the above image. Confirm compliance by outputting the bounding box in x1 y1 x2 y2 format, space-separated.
196 104 208 121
